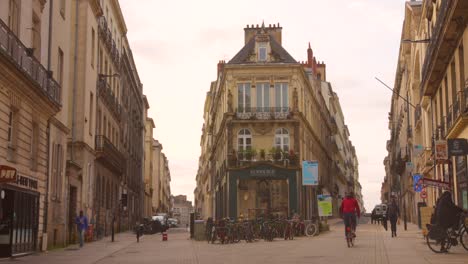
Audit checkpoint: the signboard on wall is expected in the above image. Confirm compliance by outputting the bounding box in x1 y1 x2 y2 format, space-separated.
317 194 333 217
435 140 448 161
422 178 450 189
0 165 17 183
448 138 468 156
302 161 318 186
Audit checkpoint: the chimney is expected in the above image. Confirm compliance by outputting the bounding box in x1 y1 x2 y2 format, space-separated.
217 60 225 76
244 22 283 45
307 42 313 68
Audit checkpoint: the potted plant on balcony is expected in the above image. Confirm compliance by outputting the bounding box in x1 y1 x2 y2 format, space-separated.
269 147 282 161
288 149 298 165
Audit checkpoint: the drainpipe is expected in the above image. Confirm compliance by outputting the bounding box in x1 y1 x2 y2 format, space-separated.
42 0 54 252
71 0 80 161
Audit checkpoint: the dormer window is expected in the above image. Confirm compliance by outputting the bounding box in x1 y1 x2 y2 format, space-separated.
258 43 267 62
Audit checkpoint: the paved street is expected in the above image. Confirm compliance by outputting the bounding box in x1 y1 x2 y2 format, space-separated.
4 218 467 264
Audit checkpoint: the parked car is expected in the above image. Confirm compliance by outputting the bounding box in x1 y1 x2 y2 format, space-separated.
168 218 178 228
152 214 169 232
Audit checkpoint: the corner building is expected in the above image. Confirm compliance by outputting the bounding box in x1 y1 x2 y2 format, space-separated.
195 23 338 220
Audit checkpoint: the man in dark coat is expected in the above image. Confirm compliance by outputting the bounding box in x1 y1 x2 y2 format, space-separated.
387 197 400 237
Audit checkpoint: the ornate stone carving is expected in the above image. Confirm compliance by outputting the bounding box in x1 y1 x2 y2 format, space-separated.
253 123 273 135
227 89 233 113
293 87 299 111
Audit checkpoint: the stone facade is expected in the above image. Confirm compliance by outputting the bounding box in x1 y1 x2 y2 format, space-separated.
171 195 193 227
194 23 363 220
382 0 468 225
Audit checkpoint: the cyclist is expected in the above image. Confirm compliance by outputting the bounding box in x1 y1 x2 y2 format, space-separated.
340 192 361 238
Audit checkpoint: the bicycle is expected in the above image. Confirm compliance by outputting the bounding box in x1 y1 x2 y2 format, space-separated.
304 216 319 237
344 214 357 248
426 212 468 253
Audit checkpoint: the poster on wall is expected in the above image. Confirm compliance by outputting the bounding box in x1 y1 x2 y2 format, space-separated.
435 140 448 161
317 194 333 217
302 161 319 186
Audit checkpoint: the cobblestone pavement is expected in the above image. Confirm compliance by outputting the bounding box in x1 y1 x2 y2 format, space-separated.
4 219 468 264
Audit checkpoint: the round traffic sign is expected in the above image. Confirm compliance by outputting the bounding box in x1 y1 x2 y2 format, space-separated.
420 190 427 199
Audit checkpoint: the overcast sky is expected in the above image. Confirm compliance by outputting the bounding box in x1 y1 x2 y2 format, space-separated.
119 0 408 211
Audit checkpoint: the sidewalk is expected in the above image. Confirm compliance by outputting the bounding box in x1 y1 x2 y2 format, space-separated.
5 232 141 264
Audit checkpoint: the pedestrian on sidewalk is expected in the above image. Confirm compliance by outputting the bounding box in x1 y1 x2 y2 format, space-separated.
75 210 89 248
387 197 400 237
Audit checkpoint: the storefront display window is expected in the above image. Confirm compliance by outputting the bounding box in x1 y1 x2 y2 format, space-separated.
456 156 468 210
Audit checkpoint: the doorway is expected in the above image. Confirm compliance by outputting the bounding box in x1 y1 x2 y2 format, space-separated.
68 186 77 244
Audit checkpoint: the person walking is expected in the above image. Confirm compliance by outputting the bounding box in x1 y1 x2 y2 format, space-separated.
75 210 89 247
387 197 400 237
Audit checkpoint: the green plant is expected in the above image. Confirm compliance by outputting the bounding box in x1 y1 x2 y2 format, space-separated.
260 149 266 160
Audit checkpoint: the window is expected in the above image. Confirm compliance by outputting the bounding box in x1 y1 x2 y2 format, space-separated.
60 0 66 19
256 83 269 110
32 13 41 59
89 92 94 135
52 144 63 199
30 122 39 170
8 0 20 35
237 129 252 158
91 28 95 68
237 83 251 112
275 128 290 152
258 43 267 62
275 83 289 111
57 48 64 86
7 110 14 144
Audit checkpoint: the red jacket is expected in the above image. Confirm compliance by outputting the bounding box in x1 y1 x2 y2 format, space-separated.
340 197 361 217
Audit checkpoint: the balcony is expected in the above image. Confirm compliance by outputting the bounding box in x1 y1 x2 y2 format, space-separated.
0 18 61 108
420 0 468 96
227 149 299 168
98 17 120 68
95 135 125 174
235 107 291 120
97 78 121 120
446 85 468 138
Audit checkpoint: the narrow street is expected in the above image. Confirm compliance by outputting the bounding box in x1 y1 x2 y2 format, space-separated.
8 218 468 264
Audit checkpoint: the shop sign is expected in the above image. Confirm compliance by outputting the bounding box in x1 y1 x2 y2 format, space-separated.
413 174 423 192
317 194 333 217
302 161 318 186
16 175 38 190
448 138 468 157
249 169 276 177
435 140 448 161
422 178 450 190
0 165 17 183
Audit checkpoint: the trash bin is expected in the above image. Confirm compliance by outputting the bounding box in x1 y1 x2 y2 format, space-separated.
193 220 205 241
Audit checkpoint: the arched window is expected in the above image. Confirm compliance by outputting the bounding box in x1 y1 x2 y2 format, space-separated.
275 128 289 152
238 129 252 152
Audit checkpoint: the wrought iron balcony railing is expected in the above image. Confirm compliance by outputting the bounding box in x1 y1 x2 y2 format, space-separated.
97 78 121 120
98 16 120 68
95 135 125 173
227 149 299 168
445 84 468 135
0 18 61 107
235 107 291 120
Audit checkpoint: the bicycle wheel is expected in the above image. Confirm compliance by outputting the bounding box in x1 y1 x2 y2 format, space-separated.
426 235 450 253
305 223 318 237
460 228 468 251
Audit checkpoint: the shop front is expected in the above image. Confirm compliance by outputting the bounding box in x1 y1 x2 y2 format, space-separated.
0 175 40 257
228 164 298 219
456 156 468 209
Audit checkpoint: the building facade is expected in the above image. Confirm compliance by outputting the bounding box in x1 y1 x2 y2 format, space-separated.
194 23 362 220
382 0 468 224
171 195 193 227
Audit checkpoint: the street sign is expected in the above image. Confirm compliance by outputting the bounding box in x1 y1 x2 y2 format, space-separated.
0 165 17 183
422 178 450 190
302 161 318 186
420 189 427 199
448 138 468 157
435 140 448 161
413 174 423 192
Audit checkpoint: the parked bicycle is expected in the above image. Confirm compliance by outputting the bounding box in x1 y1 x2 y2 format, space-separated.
426 212 468 253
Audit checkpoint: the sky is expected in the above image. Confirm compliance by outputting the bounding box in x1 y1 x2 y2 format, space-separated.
119 0 409 211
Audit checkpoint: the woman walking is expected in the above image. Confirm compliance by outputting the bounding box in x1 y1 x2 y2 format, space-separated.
387 196 400 237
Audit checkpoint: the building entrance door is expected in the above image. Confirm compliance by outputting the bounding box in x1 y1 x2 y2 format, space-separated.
68 186 77 244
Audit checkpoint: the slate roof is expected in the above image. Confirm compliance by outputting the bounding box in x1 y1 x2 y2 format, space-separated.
228 37 297 64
